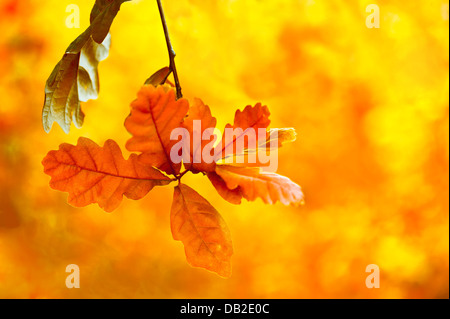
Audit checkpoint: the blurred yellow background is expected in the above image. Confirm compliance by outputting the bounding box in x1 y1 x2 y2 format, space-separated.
0 0 448 298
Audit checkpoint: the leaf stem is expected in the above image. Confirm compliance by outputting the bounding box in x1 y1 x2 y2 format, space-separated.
176 170 189 181
157 0 183 99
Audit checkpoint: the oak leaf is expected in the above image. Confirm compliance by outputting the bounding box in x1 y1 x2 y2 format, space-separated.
207 172 243 205
171 184 233 277
42 0 129 133
208 104 300 203
181 98 218 173
78 34 111 102
215 165 304 206
217 127 298 168
42 29 91 134
266 128 298 148
145 67 172 86
90 0 131 44
217 103 271 161
125 85 189 175
42 137 172 212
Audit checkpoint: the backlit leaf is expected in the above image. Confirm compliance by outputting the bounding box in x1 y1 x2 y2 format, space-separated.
171 184 233 277
217 103 271 161
264 128 298 148
215 165 304 206
181 98 218 173
217 128 298 168
125 85 189 175
207 172 243 205
42 137 172 212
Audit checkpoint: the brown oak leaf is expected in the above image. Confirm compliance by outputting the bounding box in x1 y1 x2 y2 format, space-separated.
42 0 129 133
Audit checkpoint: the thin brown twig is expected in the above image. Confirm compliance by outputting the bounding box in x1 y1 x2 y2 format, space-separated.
156 0 183 99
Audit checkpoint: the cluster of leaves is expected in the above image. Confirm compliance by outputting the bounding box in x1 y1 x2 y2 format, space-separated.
43 84 304 276
41 0 304 277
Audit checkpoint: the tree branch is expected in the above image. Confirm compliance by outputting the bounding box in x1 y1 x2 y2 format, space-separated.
157 0 183 99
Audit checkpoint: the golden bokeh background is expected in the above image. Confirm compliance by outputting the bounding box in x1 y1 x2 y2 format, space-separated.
0 0 448 298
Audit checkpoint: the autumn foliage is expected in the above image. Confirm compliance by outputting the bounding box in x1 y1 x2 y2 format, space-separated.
1 0 447 299
42 84 304 277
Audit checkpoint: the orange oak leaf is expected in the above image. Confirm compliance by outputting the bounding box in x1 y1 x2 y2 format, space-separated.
42 137 172 212
125 85 189 175
171 184 233 278
208 104 298 200
217 128 298 168
232 103 271 131
215 165 304 206
207 172 243 205
217 103 271 161
181 98 218 173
